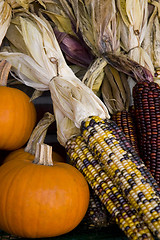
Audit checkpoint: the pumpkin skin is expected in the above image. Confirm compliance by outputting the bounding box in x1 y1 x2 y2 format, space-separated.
0 154 89 238
0 86 37 150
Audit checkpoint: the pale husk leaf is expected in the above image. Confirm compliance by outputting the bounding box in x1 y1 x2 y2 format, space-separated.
109 65 128 108
102 65 127 113
141 5 156 67
128 47 154 75
117 0 149 74
5 18 29 54
119 72 131 110
0 1 12 46
101 73 117 115
90 0 119 53
117 0 130 28
82 58 107 95
126 0 142 33
0 52 51 90
118 0 148 50
53 104 80 146
42 10 75 36
14 0 45 9
152 14 160 69
119 16 139 52
48 74 110 128
138 0 148 44
41 1 76 36
73 0 97 55
46 0 76 24
142 3 160 73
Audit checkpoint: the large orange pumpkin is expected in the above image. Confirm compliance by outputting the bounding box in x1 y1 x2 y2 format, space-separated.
0 144 89 238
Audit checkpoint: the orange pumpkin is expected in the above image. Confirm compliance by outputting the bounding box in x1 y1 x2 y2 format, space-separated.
0 144 89 238
0 60 36 151
0 86 37 150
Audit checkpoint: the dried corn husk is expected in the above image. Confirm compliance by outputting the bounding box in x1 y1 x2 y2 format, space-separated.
35 1 94 68
141 2 160 83
129 47 154 76
82 58 107 96
149 2 160 71
103 52 153 82
142 3 156 63
10 0 45 9
0 11 110 146
117 0 148 46
152 15 160 70
41 0 76 36
101 65 131 114
0 1 12 46
0 0 46 47
43 0 120 56
117 0 155 75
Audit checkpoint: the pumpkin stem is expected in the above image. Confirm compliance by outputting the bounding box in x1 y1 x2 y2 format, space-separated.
25 112 55 155
0 60 11 86
33 143 53 166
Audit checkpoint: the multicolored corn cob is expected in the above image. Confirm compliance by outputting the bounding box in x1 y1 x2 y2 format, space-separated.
80 188 113 229
133 81 160 186
66 134 157 239
103 118 160 196
77 116 160 239
111 108 140 154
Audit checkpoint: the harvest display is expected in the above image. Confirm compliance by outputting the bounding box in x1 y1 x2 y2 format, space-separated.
0 1 160 240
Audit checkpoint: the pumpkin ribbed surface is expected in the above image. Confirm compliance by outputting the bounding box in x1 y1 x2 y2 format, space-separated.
0 86 36 150
0 158 89 238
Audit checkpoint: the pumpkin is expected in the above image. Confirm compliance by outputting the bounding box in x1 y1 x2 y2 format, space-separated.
0 144 90 238
0 60 37 151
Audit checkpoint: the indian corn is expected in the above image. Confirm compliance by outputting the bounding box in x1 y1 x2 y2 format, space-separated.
102 118 160 196
111 108 140 154
133 81 160 186
66 135 154 240
79 116 160 239
80 188 113 229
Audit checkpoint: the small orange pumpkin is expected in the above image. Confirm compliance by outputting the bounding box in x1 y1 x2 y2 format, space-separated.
0 60 37 151
0 144 89 238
